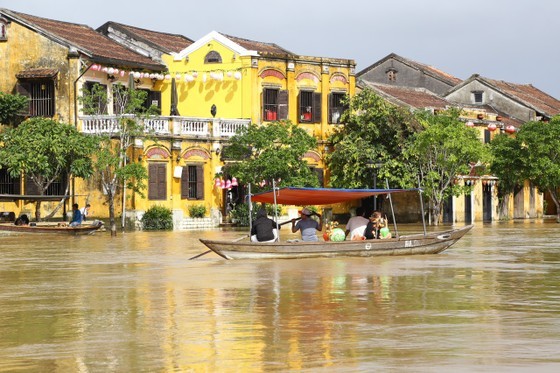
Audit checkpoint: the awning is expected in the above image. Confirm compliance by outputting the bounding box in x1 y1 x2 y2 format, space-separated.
16 68 58 79
250 187 419 205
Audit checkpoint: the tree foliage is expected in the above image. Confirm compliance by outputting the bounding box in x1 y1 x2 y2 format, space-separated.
516 117 560 221
79 82 156 235
404 109 488 224
0 92 28 125
0 117 97 220
488 133 525 218
223 120 318 190
326 89 421 188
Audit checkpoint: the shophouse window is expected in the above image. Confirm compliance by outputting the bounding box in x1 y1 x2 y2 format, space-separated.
263 88 289 121
24 173 67 196
17 80 55 117
328 92 348 124
205 51 222 64
148 163 167 200
83 81 108 114
473 91 483 104
181 165 204 200
0 168 20 194
298 91 321 123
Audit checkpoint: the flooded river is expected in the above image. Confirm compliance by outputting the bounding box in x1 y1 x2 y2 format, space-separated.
1 221 559 372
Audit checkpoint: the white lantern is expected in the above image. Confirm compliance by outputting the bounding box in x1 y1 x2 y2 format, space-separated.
234 71 242 80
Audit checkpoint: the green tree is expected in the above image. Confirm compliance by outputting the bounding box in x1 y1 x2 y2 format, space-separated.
0 117 97 220
223 120 318 189
80 82 157 236
404 110 488 224
326 89 420 189
489 133 524 219
516 117 560 221
0 92 28 125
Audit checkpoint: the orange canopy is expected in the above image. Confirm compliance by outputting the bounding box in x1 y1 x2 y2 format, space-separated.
250 187 418 206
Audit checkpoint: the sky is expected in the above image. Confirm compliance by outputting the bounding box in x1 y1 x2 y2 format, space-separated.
3 0 559 98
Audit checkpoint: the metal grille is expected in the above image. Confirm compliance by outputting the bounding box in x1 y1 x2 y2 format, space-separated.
299 91 313 122
188 166 198 199
29 80 55 117
263 88 278 120
0 169 18 194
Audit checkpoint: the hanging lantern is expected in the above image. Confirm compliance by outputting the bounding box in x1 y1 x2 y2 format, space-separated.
133 71 141 79
220 179 226 189
119 70 125 77
202 73 207 83
164 74 171 80
231 177 238 187
234 71 242 80
505 125 516 134
101 66 108 73
214 178 221 188
465 121 474 127
225 179 232 189
488 123 497 131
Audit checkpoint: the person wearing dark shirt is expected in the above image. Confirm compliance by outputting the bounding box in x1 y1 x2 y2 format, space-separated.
250 207 280 242
70 203 83 227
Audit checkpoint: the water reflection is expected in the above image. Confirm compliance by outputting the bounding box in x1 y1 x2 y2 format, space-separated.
1 222 560 371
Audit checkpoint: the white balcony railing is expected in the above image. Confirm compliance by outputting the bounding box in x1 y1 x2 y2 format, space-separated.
214 119 250 137
80 115 249 138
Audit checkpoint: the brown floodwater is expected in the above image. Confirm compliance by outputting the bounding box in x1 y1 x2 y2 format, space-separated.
1 221 559 372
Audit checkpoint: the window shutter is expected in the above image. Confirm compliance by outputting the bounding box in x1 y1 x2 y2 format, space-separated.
196 165 204 200
315 168 324 187
297 91 301 120
149 163 167 200
148 90 161 111
181 166 189 199
16 82 31 116
148 164 158 200
157 164 167 200
312 92 322 123
278 90 289 120
327 93 333 124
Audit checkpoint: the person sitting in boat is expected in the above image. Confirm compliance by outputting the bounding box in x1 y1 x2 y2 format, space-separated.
291 207 323 241
364 211 391 239
250 206 280 243
70 203 83 227
345 206 369 240
14 214 30 226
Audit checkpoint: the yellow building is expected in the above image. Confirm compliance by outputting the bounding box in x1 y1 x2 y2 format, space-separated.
0 9 167 223
115 30 356 227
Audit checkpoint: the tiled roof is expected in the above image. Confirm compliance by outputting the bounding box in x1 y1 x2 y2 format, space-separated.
5 9 164 70
98 22 194 54
223 33 295 56
358 53 462 86
483 77 560 117
362 81 450 109
16 68 58 79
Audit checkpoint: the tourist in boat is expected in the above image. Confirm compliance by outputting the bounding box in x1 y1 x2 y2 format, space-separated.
345 206 369 240
80 203 91 221
69 203 83 227
364 211 385 239
291 207 323 241
14 214 30 226
250 206 280 243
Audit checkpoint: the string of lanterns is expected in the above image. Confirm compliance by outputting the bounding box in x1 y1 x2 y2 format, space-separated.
88 64 243 82
214 177 238 190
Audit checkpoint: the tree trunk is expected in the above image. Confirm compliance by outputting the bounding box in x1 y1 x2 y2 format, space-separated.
34 201 42 221
548 188 560 223
108 194 117 236
498 194 510 220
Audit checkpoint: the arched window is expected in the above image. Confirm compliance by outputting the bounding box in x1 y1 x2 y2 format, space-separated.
205 51 222 64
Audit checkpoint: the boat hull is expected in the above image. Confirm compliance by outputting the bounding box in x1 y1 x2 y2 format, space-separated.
0 222 103 235
200 225 473 260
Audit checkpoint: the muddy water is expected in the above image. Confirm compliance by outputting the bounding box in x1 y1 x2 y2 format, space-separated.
1 222 559 372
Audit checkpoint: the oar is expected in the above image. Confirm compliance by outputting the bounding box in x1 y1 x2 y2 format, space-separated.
188 234 249 260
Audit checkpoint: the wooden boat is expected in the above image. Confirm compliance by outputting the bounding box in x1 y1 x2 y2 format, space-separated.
201 224 473 259
199 187 474 260
0 221 104 235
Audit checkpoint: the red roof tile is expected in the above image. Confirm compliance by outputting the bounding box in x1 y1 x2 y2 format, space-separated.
8 10 164 70
365 82 450 109
99 22 193 54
